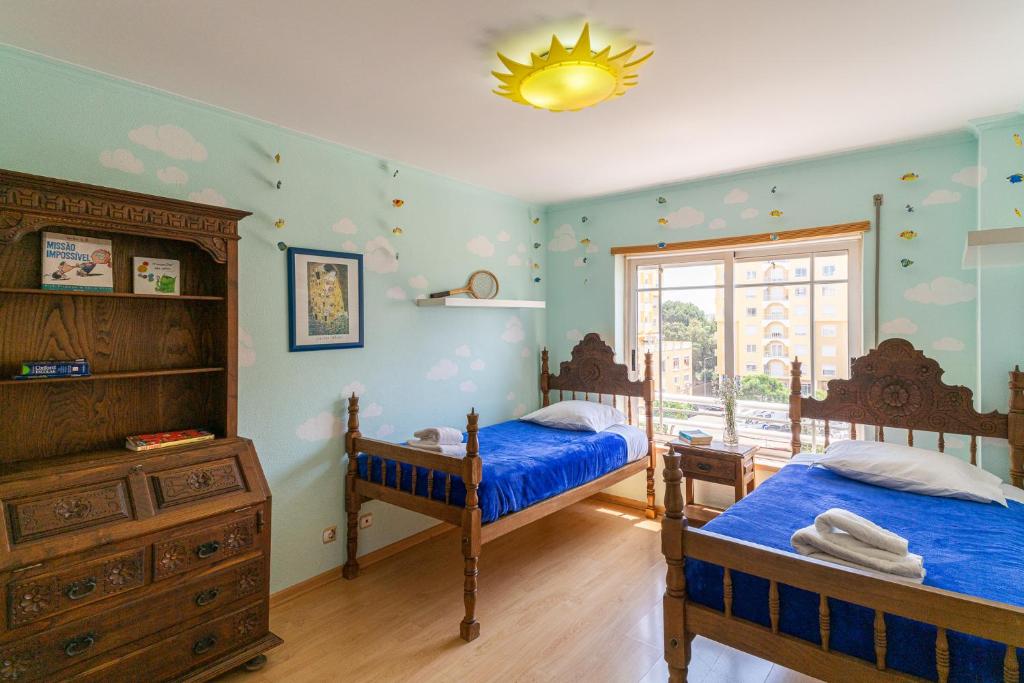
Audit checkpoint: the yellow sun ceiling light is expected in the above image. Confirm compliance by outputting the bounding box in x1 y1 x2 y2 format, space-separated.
492 23 652 112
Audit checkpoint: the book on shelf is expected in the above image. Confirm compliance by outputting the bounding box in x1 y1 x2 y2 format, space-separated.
125 429 215 452
41 232 113 292
133 257 180 295
677 429 713 446
14 359 90 379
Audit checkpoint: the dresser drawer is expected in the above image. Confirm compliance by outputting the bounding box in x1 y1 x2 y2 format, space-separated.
0 555 265 682
148 456 246 510
6 546 147 629
70 600 267 683
681 452 735 481
4 480 133 545
153 510 259 581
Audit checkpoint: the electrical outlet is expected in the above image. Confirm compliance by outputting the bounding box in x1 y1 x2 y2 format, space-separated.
358 512 373 529
322 525 337 544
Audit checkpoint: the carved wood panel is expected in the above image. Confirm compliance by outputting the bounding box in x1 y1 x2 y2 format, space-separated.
800 338 1009 437
545 333 649 399
153 514 256 581
149 457 246 509
6 481 132 544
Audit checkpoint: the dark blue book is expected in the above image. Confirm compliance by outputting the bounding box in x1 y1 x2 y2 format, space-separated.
16 359 91 378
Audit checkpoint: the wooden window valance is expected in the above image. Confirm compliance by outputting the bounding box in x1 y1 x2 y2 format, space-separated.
610 221 870 256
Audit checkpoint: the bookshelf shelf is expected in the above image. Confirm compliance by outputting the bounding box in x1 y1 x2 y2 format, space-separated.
0 366 225 386
0 287 224 301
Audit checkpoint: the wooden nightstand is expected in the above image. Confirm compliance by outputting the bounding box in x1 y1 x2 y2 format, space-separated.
668 440 758 525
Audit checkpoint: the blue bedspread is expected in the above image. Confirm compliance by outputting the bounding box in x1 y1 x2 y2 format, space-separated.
356 420 629 524
687 465 1024 682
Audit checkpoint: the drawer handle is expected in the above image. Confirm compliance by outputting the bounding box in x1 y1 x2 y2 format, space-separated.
195 587 220 607
196 541 221 559
65 577 97 601
697 462 713 472
192 635 217 656
64 632 96 657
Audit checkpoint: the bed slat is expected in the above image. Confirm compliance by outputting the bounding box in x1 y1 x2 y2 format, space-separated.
970 435 978 465
1004 644 1019 683
907 429 914 447
427 471 435 499
936 628 949 683
851 423 857 440
444 474 453 504
411 466 418 494
819 594 831 653
723 568 733 618
768 580 780 634
394 461 401 489
877 426 885 443
939 432 946 453
874 610 887 670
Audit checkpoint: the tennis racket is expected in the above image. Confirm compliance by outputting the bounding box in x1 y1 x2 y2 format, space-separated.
429 270 499 299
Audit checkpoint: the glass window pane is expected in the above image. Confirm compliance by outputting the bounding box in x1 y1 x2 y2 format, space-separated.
813 282 849 396
734 255 811 285
816 252 849 281
661 262 724 288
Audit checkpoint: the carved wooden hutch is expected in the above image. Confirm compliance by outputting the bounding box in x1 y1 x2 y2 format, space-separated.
0 170 280 681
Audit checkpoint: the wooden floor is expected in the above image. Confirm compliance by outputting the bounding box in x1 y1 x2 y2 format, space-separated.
218 500 820 683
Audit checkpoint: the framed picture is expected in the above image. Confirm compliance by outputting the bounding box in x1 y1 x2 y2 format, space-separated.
287 247 364 351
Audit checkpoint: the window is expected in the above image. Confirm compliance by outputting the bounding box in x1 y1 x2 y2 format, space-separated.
822 264 836 277
628 241 860 451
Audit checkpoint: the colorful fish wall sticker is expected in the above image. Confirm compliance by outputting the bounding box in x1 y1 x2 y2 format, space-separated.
274 153 281 164
770 185 778 194
657 241 667 249
392 227 404 236
1008 173 1024 184
658 217 669 225
905 204 914 213
657 196 667 204
898 230 918 240
900 258 914 268
277 241 288 251
900 173 919 182
769 209 784 218
1016 208 1022 218
276 180 282 189
579 238 591 246
533 277 542 283
581 216 588 223
392 199 405 208
532 217 540 224
533 242 541 249
274 218 286 229
1015 133 1023 147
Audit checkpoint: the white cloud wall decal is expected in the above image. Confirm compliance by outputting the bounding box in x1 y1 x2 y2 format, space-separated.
409 275 429 289
880 318 918 335
709 218 727 230
932 337 965 351
741 208 759 219
362 402 384 417
376 424 395 438
507 254 523 266
188 188 227 206
332 217 357 234
903 277 976 305
364 236 398 273
951 165 987 188
470 359 486 371
466 235 495 257
501 317 525 343
724 188 749 204
426 358 459 380
459 380 478 393
341 380 366 397
497 230 511 242
100 149 144 174
296 411 342 441
566 328 583 342
129 124 208 161
157 165 188 184
666 206 704 229
385 286 406 300
922 189 961 205
455 344 472 357
549 224 577 252
238 326 256 368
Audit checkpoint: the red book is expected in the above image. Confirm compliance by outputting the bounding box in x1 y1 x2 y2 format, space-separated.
125 429 214 451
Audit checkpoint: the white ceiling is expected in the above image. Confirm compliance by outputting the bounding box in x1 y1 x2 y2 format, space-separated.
1 1 1021 203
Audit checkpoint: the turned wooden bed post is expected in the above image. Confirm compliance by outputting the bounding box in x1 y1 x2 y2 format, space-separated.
460 409 483 641
540 348 551 407
343 393 362 580
643 350 657 519
789 358 803 456
662 451 690 682
1009 366 1024 489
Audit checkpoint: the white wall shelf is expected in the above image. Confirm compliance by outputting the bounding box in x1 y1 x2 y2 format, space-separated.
415 297 545 309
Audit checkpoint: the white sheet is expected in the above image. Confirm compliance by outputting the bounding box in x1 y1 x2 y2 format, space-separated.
603 423 648 463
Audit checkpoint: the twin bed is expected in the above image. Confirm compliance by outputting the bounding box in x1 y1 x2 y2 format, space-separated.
662 339 1024 682
342 333 656 641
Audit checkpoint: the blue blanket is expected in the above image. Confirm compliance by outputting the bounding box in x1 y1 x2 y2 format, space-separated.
357 420 629 523
687 465 1024 682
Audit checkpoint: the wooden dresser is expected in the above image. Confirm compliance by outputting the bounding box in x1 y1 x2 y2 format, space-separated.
0 170 281 681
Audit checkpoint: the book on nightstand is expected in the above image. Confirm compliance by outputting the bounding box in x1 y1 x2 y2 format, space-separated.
41 232 113 292
677 429 713 446
126 429 215 451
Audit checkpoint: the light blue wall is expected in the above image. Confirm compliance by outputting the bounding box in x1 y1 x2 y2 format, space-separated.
543 133 998 500
0 46 547 591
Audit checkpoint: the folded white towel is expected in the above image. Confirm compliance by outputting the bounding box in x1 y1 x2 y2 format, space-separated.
814 508 909 556
791 525 926 582
412 427 464 445
408 440 466 457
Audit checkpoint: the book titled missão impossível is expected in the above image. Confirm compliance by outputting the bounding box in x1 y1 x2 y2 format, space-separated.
41 232 114 292
125 429 215 452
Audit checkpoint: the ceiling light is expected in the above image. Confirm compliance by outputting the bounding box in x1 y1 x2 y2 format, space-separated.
492 24 652 112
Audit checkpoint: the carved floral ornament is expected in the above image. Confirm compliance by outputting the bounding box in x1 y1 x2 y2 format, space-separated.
868 376 923 417
53 497 91 521
0 650 33 681
186 470 215 490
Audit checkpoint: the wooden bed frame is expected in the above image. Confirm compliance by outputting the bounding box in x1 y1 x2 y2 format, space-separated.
343 333 656 641
662 338 1024 682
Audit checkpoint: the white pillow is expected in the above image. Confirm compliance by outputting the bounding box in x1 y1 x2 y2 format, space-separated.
817 439 1007 506
520 400 626 432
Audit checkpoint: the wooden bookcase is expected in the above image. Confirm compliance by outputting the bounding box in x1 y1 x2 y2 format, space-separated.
0 169 280 681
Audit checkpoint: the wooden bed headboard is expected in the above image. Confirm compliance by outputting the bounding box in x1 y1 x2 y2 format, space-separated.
789 337 1024 487
540 333 654 403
